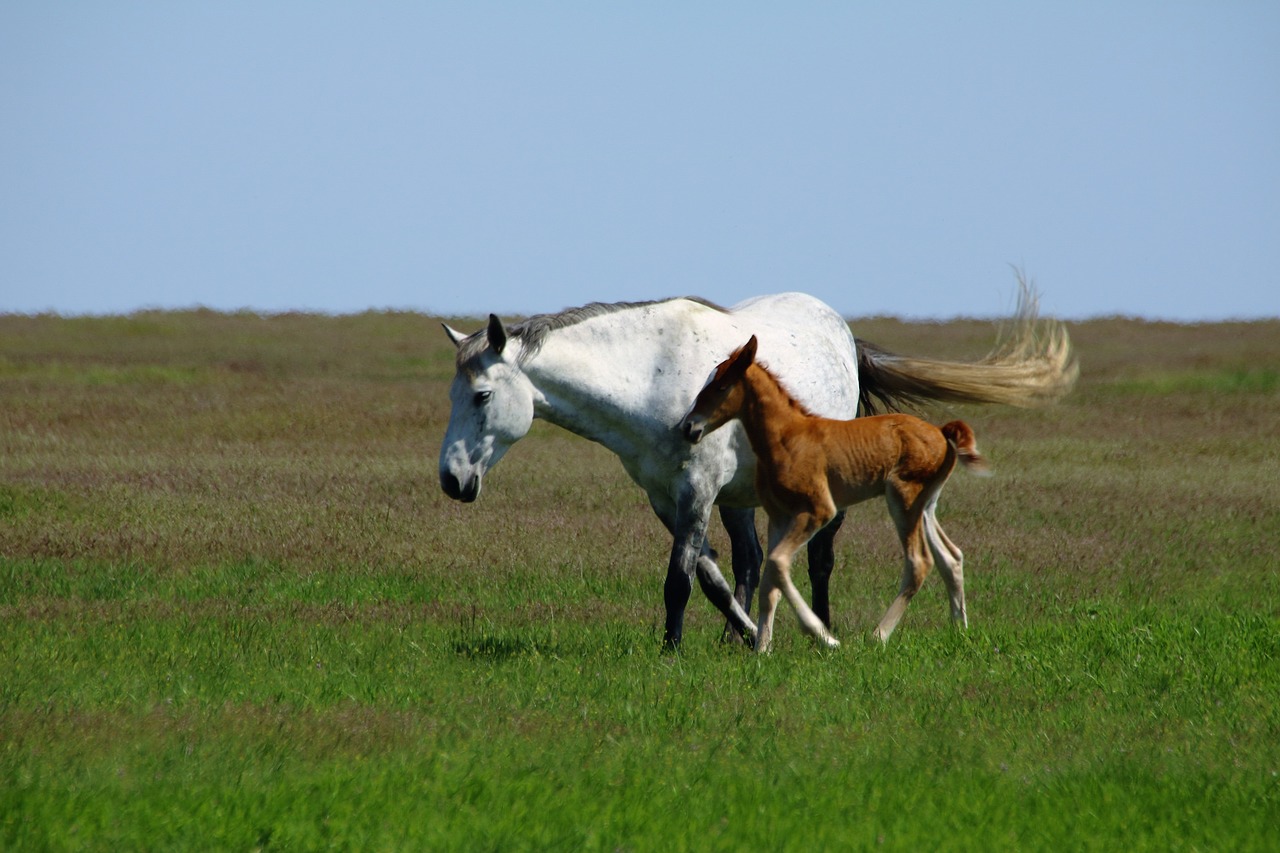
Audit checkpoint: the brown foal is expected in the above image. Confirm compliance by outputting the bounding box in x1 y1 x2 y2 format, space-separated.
681 336 991 652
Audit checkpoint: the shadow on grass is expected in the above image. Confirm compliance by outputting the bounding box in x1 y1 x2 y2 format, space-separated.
451 631 561 660
447 607 565 660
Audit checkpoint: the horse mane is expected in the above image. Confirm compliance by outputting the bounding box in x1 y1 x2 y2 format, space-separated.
457 296 727 364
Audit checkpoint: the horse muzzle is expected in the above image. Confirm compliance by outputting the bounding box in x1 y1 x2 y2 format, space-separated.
440 469 481 502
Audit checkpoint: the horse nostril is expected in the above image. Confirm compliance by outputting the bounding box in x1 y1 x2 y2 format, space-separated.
441 471 462 500
442 470 480 502
683 421 702 443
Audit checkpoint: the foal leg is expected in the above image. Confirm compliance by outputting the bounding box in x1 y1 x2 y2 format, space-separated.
873 489 934 644
924 510 967 629
719 506 763 642
759 513 840 653
756 551 783 655
806 510 846 629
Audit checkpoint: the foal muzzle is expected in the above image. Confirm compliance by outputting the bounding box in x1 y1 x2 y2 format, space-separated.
681 417 705 444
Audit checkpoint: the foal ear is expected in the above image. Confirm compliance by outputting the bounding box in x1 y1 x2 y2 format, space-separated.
487 314 508 355
724 335 758 379
731 335 758 371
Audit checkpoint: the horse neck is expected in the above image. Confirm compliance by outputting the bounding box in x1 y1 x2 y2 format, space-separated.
516 319 662 447
737 364 808 459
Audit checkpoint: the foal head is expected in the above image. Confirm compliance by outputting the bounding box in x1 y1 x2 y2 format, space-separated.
681 336 759 444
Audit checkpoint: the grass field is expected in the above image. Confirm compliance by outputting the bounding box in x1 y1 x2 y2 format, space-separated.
2 309 1277 850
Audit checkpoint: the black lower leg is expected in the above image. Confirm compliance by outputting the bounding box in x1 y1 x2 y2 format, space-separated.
806 510 845 628
719 508 763 642
662 568 692 650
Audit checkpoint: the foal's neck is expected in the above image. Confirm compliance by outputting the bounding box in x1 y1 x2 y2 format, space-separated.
738 365 810 456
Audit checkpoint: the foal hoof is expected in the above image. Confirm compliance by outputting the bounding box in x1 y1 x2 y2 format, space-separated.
822 635 841 650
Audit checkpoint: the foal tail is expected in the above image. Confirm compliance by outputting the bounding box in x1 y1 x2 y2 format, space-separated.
855 273 1078 415
941 421 992 477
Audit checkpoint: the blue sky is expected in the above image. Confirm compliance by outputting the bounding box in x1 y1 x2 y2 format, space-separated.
3 3 1277 321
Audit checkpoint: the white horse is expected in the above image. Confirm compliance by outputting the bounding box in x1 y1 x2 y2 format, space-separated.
440 286 1074 648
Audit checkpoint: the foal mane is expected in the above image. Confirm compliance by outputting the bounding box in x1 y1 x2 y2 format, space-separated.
746 357 818 419
457 296 727 365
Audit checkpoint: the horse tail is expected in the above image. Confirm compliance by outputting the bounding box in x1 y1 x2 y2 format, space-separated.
855 273 1078 415
940 420 992 477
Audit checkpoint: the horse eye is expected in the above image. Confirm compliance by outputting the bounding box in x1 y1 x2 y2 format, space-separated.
474 390 492 406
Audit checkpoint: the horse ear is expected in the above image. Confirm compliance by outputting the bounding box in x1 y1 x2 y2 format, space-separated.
442 323 467 348
487 314 508 355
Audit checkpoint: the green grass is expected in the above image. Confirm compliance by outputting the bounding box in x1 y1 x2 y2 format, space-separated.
3 599 1275 850
2 311 1278 850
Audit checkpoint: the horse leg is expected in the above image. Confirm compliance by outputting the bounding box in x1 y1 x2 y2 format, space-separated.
661 529 696 650
805 509 845 629
759 513 839 653
655 490 755 650
924 510 967 629
719 506 763 643
873 487 934 644
694 547 756 644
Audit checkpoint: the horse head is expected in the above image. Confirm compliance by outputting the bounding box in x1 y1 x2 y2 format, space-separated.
439 314 536 502
680 335 758 444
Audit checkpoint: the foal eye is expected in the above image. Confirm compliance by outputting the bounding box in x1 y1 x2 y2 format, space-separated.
474 390 492 406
